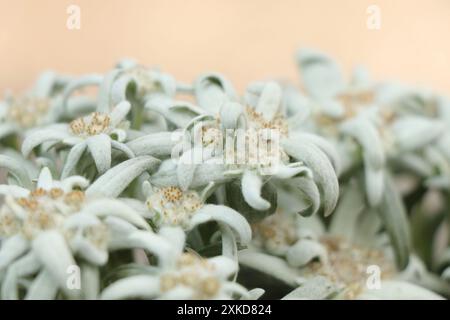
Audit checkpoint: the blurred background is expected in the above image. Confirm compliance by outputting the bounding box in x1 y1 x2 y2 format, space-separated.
0 0 449 94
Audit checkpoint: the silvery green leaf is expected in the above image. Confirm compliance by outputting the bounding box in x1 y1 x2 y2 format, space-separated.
109 101 131 127
243 288 265 300
151 159 230 188
109 74 135 105
190 204 252 245
396 153 434 177
1 252 40 300
86 134 111 174
282 139 339 216
272 164 311 180
435 248 450 274
194 73 237 114
255 82 282 121
61 176 90 192
0 155 32 188
110 140 135 159
274 180 309 214
320 98 345 118
376 174 411 269
35 167 52 190
32 231 79 299
208 255 238 279
41 139 64 153
62 136 84 146
340 117 385 170
276 177 320 217
241 170 271 211
218 223 238 262
437 132 450 160
177 147 204 191
65 96 96 117
101 275 160 300
87 156 160 197
81 199 150 230
145 98 203 128
184 114 216 135
119 197 151 217
357 281 444 300
98 69 122 113
290 132 341 173
200 181 218 202
436 96 450 120
329 181 366 238
106 220 139 250
105 215 139 234
219 101 246 130
2 273 20 300
35 157 57 179
244 81 265 107
364 166 384 206
238 249 300 286
32 71 59 97
423 146 449 176
282 276 336 300
426 175 450 189
158 226 186 255
396 255 450 296
122 231 176 267
80 263 99 300
296 214 326 238
0 123 18 140
22 127 70 157
176 80 193 93
284 88 311 122
126 132 177 158
63 212 101 230
286 239 328 268
442 267 450 282
226 180 277 223
25 269 59 300
62 74 103 111
153 71 177 96
296 48 344 99
392 116 445 152
352 208 382 247
296 177 321 217
222 282 251 299
72 236 108 266
0 235 29 270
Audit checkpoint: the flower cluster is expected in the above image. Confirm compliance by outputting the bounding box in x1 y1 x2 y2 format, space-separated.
0 50 449 300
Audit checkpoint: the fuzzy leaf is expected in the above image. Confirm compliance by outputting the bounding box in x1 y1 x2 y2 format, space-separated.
226 180 277 223
376 174 411 270
86 156 160 197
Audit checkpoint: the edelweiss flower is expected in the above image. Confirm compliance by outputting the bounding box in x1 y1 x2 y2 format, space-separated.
0 167 150 300
112 64 176 102
149 80 339 219
143 182 251 257
145 73 237 130
384 92 450 189
21 101 135 176
296 48 390 208
109 63 180 132
100 227 254 300
0 71 99 145
239 180 446 299
1 48 448 301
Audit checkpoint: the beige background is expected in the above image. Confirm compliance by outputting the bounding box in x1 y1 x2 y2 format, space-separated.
0 0 449 94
